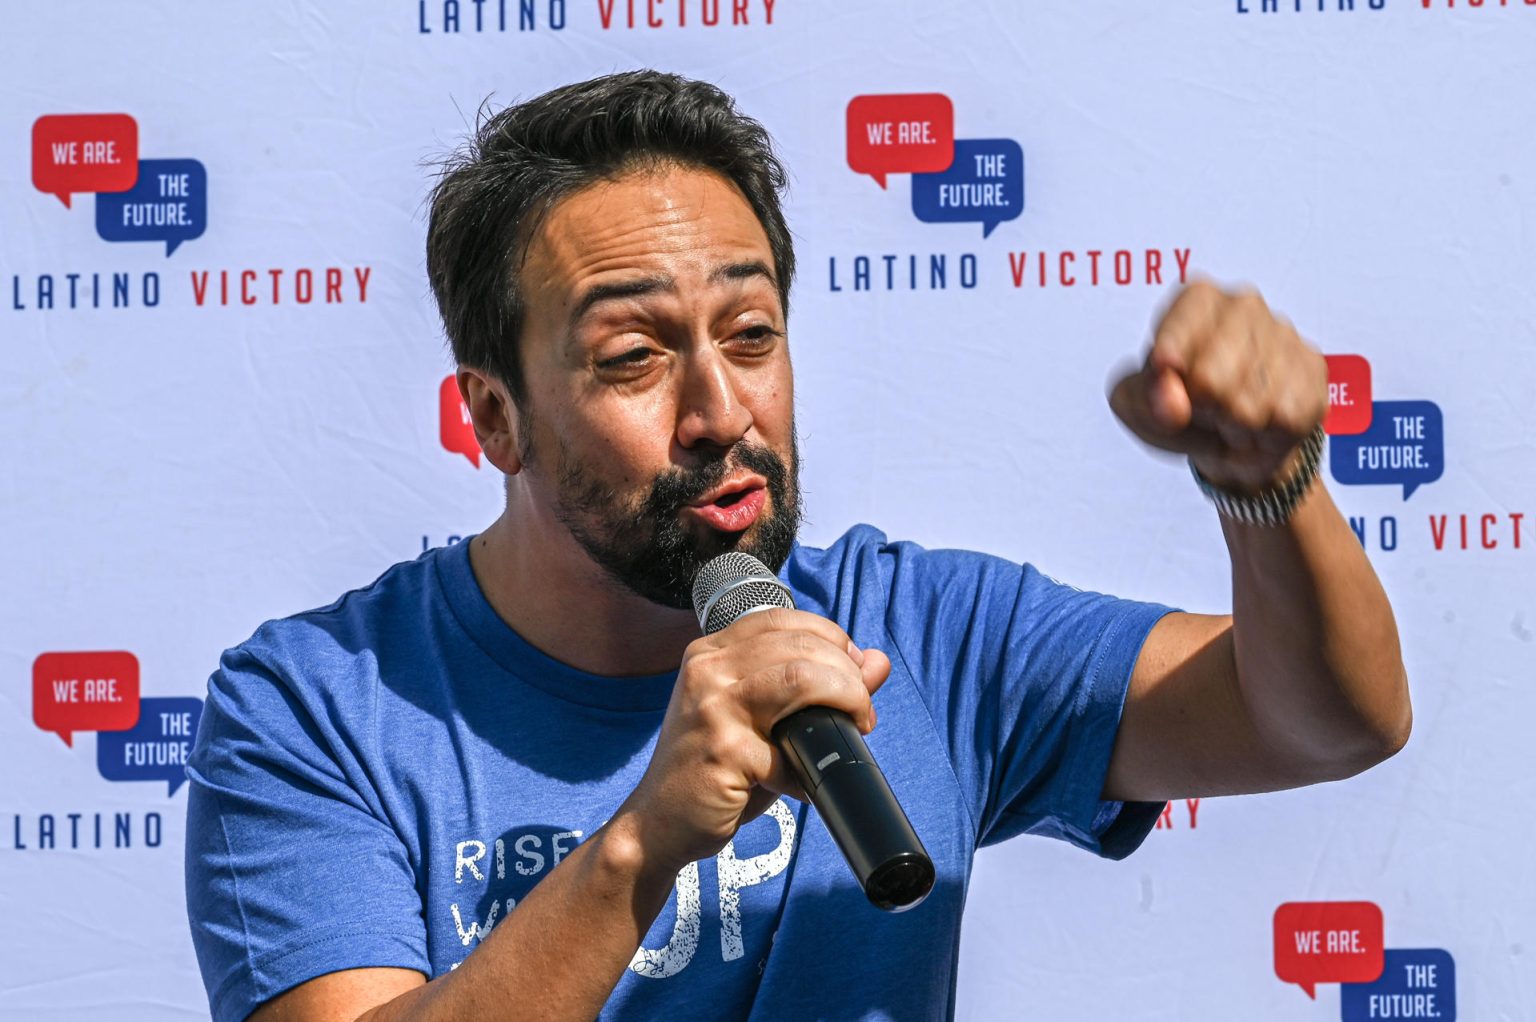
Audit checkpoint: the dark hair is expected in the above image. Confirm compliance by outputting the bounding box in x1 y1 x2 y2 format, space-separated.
426 70 795 400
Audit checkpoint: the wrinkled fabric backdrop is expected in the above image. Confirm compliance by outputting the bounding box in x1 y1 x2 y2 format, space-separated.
3 2 1533 1019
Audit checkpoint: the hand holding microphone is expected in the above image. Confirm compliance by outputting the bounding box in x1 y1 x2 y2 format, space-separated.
691 553 935 911
612 553 932 911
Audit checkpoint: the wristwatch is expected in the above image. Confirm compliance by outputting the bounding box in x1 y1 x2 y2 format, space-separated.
1189 425 1326 527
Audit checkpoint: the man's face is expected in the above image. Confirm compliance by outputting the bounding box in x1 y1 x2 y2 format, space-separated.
512 163 800 609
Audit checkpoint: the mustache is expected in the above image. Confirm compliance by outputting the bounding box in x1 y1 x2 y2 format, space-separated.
643 441 790 516
551 430 802 609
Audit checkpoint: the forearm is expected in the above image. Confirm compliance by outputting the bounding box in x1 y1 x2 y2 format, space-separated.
361 811 675 1022
1224 479 1411 779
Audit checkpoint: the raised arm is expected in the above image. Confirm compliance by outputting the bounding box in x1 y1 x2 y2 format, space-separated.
1102 282 1411 802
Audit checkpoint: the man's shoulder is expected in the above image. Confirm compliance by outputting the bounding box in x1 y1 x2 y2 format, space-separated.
219 543 454 687
787 523 1023 583
193 545 463 783
782 523 888 605
784 522 888 568
784 523 1024 618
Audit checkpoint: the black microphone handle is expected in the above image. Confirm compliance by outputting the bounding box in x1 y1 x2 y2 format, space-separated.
772 704 935 912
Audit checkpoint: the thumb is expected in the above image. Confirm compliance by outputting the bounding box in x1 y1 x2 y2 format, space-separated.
1147 365 1192 432
1111 364 1192 443
861 648 892 695
857 648 892 735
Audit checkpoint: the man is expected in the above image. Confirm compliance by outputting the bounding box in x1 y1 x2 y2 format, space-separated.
185 71 1410 1021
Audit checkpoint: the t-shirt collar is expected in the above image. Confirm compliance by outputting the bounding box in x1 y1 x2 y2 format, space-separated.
434 535 679 712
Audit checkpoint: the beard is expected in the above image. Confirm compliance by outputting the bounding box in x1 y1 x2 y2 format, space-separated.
532 422 803 610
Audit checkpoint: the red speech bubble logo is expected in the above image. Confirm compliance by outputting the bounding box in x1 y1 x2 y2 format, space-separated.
846 93 955 189
1274 901 1384 998
440 375 481 468
31 114 139 208
1325 355 1373 436
32 651 142 747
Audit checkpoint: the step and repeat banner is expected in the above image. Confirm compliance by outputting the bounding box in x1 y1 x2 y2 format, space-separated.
3 2 1533 1019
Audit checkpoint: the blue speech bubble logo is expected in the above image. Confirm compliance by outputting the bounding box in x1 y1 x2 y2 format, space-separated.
911 138 1024 238
94 158 207 256
1329 400 1444 500
1341 949 1455 1021
96 696 203 796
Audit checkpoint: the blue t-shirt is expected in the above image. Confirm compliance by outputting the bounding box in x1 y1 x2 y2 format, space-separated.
185 525 1171 1022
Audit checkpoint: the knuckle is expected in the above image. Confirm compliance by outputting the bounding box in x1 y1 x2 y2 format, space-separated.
1151 322 1185 350
830 662 869 702
1185 280 1219 303
1226 388 1264 425
1229 289 1267 321
681 648 725 688
1238 402 1270 432
693 689 735 729
1272 383 1306 417
1213 302 1252 337
780 657 816 693
681 651 718 685
1187 359 1226 395
702 732 749 771
784 630 819 658
1273 407 1309 437
1150 328 1185 360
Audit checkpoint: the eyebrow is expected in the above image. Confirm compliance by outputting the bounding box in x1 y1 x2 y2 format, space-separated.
569 275 674 326
709 260 777 290
568 260 778 326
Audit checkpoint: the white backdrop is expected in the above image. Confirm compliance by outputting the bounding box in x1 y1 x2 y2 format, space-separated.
3 2 1534 1019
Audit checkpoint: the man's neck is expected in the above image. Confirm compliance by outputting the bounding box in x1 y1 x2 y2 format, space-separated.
466 512 701 678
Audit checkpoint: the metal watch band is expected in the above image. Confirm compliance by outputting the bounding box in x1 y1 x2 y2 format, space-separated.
1189 425 1326 527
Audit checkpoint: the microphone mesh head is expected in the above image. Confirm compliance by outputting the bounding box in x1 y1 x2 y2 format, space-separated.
692 552 795 635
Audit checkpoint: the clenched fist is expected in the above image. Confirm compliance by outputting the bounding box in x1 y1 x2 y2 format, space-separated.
1110 281 1329 494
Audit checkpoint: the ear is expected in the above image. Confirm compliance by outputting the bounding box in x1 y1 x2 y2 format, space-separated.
457 367 524 475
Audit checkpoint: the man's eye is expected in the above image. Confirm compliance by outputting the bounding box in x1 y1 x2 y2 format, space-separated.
598 348 655 370
734 325 783 348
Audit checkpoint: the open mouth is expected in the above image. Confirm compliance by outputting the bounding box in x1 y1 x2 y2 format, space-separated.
686 483 767 533
690 474 768 510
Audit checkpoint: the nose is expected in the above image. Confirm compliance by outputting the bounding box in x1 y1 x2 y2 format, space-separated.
675 347 753 452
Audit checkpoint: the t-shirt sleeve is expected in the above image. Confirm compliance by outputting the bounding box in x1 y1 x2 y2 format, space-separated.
185 642 430 1022
878 540 1172 859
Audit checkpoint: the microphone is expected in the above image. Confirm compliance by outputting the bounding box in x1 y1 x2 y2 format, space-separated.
693 552 935 912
